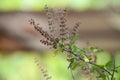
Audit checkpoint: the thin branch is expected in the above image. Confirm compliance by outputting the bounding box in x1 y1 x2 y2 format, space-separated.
64 48 113 76
111 55 115 80
106 74 110 80
88 62 112 76
70 68 76 80
115 66 120 69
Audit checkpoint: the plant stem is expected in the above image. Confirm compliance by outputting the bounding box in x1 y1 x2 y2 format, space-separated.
88 62 112 76
70 68 76 80
115 66 120 69
107 74 110 80
64 48 113 76
111 55 115 80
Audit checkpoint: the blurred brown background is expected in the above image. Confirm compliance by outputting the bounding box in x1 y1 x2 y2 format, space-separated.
0 11 120 52
0 0 120 52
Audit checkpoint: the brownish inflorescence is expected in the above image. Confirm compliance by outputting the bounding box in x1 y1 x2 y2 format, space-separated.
28 5 80 49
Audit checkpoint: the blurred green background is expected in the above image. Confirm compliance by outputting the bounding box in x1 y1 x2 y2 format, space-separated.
0 51 73 80
0 51 120 80
0 0 120 11
0 0 120 80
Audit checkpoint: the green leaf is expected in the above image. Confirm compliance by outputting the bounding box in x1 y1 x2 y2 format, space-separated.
71 62 81 70
93 66 101 71
98 73 106 80
59 44 65 52
105 61 112 70
68 58 75 69
70 35 79 44
53 50 60 56
70 58 75 63
90 46 102 53
79 48 86 53
115 66 120 69
92 65 105 73
55 38 60 43
112 69 118 73
105 61 112 67
71 45 78 52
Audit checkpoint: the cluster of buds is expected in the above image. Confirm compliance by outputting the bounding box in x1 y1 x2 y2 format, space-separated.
58 9 68 42
45 5 69 44
28 19 57 49
44 5 56 34
34 57 52 80
29 5 80 49
71 22 81 36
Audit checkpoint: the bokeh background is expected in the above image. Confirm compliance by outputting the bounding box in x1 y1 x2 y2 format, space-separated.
0 0 120 80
